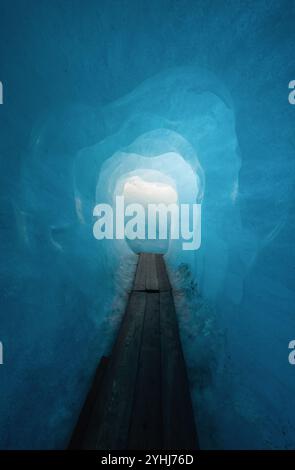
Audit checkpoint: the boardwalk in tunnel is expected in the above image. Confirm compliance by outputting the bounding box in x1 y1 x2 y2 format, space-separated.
69 253 198 450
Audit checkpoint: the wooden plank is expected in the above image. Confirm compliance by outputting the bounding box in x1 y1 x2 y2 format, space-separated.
69 253 198 450
127 292 162 449
160 291 198 449
133 253 146 290
68 356 108 449
145 253 159 291
156 254 171 291
134 254 170 292
82 291 146 449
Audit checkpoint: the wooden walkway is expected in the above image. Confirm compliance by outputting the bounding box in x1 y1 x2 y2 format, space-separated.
69 253 198 450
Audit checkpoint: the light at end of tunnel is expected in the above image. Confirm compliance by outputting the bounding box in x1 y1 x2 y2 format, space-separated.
123 175 178 206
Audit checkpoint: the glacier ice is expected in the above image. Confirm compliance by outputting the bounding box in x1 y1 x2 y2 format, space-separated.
0 1 294 450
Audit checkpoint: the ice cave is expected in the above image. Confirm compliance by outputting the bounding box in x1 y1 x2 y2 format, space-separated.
0 0 294 450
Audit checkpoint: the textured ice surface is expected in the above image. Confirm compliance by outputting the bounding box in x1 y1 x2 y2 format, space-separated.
0 0 295 449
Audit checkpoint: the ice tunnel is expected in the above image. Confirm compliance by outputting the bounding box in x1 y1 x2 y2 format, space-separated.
4 66 243 449
92 135 202 255
1 1 295 452
73 69 240 306
60 69 243 448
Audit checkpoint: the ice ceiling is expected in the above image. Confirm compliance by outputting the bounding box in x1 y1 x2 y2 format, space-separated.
73 68 239 295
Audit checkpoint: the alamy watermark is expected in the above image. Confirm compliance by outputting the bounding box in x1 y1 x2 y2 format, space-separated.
93 196 201 250
288 340 295 365
288 80 295 105
0 81 3 104
0 341 3 365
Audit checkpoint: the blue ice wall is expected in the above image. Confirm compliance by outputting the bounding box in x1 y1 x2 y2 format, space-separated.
0 0 294 449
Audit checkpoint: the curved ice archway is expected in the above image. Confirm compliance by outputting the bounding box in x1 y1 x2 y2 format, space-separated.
21 66 243 307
